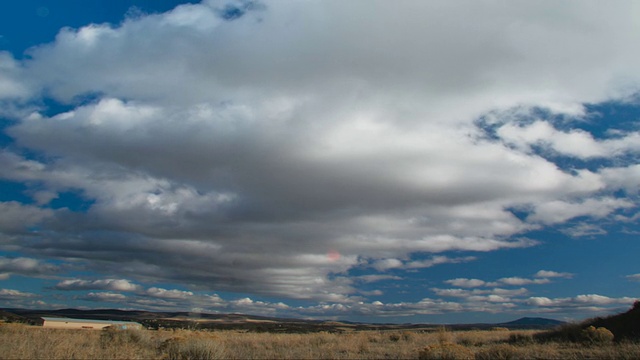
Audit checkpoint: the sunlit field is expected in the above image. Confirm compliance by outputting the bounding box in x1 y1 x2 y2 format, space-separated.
2 323 640 360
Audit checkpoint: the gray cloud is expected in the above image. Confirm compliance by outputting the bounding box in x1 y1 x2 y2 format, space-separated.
0 289 43 308
0 257 60 278
0 288 38 300
0 201 54 234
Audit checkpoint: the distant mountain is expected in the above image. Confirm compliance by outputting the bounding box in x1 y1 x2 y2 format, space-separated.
499 317 566 328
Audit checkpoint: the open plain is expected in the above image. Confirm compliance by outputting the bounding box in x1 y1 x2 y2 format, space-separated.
2 322 640 360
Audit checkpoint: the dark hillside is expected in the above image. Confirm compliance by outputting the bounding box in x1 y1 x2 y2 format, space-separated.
536 301 640 343
0 310 27 323
588 301 640 341
499 317 565 328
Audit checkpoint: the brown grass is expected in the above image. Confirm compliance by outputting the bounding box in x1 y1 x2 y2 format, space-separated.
1 322 640 359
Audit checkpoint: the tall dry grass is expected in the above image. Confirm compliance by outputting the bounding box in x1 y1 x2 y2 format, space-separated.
0 323 157 359
1 322 640 359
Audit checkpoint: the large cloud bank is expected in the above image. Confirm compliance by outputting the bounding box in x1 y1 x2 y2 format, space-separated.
1 0 639 311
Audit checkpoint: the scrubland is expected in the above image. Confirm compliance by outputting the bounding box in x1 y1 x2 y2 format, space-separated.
2 322 640 360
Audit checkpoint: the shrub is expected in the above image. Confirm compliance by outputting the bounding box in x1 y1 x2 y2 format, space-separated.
588 301 640 341
582 326 614 344
418 343 474 360
534 323 583 343
368 334 382 343
456 334 482 347
100 327 149 348
389 333 401 342
401 330 414 341
161 337 225 360
474 344 518 360
436 326 454 345
490 327 509 331
507 332 535 345
535 323 615 344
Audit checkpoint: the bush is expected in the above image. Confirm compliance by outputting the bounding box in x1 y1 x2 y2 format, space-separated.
535 323 615 344
534 323 583 343
582 326 614 344
402 331 414 341
100 327 149 348
474 344 518 360
436 326 453 345
588 302 640 341
161 337 225 360
418 343 474 360
507 332 535 345
456 336 478 347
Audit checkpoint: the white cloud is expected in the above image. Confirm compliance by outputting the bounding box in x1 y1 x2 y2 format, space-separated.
145 287 194 300
527 294 636 307
432 287 528 299
625 274 640 281
444 270 572 290
528 197 634 225
83 292 127 302
0 52 31 99
534 270 573 279
527 297 557 307
497 121 640 159
600 165 640 192
405 256 477 269
371 259 404 272
560 223 607 238
55 279 140 292
0 0 638 304
371 256 476 272
297 298 465 317
355 275 402 283
228 297 290 316
444 278 487 288
498 277 551 286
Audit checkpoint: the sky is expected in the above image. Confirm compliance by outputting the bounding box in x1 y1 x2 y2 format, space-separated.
0 0 639 324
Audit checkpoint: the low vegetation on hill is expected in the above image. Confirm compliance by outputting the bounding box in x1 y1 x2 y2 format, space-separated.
534 300 640 344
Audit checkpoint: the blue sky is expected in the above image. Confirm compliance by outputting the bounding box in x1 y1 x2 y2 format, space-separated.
0 0 639 324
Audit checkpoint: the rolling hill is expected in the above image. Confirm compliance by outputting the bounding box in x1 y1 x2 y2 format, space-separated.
0 307 565 332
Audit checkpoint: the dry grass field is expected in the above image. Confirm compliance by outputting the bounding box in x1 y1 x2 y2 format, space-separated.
2 322 640 360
